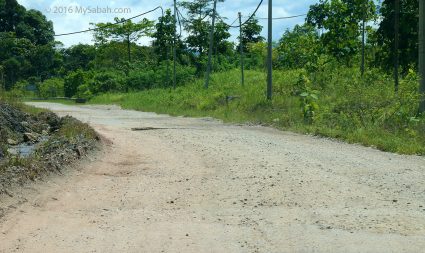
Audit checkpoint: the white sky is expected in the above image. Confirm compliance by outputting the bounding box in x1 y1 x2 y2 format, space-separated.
17 0 317 48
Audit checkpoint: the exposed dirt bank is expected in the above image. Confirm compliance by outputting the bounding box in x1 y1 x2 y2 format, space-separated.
0 102 99 219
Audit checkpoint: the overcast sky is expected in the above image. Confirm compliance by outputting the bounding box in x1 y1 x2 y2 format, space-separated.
17 0 317 48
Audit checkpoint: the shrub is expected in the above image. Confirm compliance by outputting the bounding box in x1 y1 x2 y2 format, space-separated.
88 71 126 94
64 70 85 98
126 62 195 91
38 78 64 98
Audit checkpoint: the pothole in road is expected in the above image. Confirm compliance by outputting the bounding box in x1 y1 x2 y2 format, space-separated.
131 127 187 131
131 127 169 131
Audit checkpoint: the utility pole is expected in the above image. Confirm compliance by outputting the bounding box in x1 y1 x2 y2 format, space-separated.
239 12 245 86
394 0 400 92
204 0 217 89
166 46 170 87
361 1 366 76
267 0 272 100
419 0 425 113
127 34 131 63
173 0 177 89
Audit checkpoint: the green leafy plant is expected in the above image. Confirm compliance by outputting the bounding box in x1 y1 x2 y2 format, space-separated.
300 90 319 124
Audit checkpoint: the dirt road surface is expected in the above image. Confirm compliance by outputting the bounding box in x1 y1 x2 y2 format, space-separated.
1 102 425 253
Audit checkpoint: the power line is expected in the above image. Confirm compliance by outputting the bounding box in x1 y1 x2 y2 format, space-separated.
225 0 264 28
229 16 239 27
257 14 307 20
176 6 212 24
176 7 190 23
224 13 307 29
54 6 163 37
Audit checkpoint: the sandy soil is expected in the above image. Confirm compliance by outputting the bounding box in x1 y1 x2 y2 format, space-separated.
1 102 425 253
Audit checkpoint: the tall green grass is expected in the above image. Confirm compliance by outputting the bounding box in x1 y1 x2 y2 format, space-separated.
92 67 425 155
0 92 47 115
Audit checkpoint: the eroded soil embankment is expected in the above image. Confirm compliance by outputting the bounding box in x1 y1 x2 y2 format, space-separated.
0 102 99 203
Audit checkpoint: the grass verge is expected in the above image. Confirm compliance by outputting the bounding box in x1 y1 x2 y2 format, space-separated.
64 67 425 155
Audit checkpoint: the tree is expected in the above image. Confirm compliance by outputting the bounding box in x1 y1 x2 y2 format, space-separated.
0 0 26 33
213 20 231 54
92 18 154 62
152 9 177 62
62 44 96 73
179 0 224 56
179 0 226 74
377 0 418 74
64 70 85 98
0 0 53 45
0 33 33 89
276 24 322 69
3 57 20 90
307 0 376 64
17 9 54 45
29 43 58 80
239 15 264 52
0 0 55 89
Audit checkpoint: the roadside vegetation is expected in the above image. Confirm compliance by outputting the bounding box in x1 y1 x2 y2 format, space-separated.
91 67 425 155
1 0 424 155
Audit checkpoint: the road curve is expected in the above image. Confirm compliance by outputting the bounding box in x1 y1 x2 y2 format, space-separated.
1 102 425 253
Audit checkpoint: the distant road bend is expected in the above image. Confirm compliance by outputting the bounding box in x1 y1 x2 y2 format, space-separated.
1 102 425 253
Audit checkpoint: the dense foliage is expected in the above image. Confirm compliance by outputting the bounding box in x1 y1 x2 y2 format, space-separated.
0 0 424 153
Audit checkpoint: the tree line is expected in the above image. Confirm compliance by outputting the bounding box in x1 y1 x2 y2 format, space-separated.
0 0 423 111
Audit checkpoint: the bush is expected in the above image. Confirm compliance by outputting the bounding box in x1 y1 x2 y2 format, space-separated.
64 70 86 98
88 71 126 94
126 70 156 90
38 78 64 98
276 24 322 69
126 62 195 91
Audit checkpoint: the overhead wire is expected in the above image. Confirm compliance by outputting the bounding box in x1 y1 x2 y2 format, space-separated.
229 16 239 27
54 6 163 37
224 0 264 28
257 13 307 20
176 7 190 23
176 6 211 24
53 1 307 37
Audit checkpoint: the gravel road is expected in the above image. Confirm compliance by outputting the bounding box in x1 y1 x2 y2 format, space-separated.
1 102 425 253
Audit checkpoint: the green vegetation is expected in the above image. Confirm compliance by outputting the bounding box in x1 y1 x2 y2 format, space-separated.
56 116 98 142
0 93 47 115
1 0 424 155
91 67 425 155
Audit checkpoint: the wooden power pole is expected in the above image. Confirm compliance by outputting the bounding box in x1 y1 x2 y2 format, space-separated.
173 0 177 89
361 1 366 76
204 0 218 89
239 12 245 86
267 0 272 100
419 0 425 113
